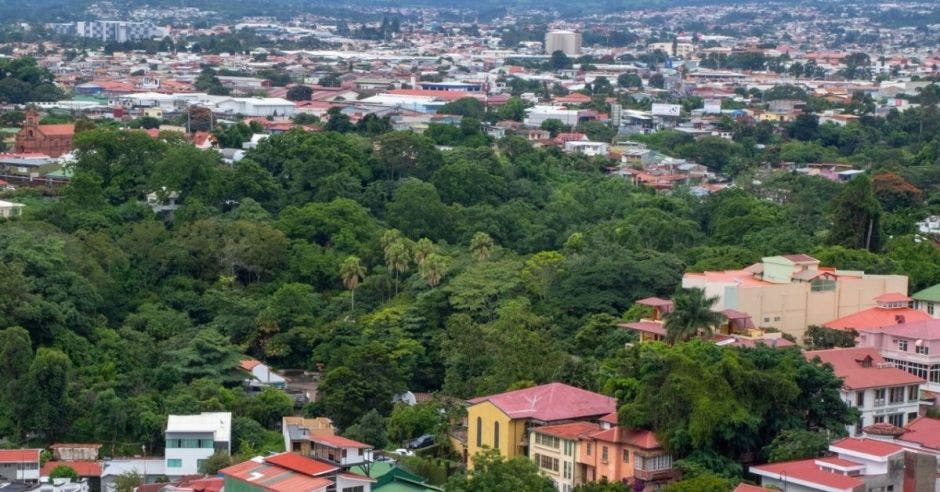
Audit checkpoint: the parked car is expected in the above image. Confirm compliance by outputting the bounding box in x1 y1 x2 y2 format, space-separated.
393 448 414 456
408 434 435 450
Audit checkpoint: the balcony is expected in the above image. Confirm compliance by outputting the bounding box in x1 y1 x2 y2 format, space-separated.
634 467 680 482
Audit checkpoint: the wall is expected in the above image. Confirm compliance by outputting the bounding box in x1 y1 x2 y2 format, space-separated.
0 462 39 481
466 401 523 469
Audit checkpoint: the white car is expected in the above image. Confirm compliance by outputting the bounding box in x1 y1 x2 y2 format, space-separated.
393 448 415 456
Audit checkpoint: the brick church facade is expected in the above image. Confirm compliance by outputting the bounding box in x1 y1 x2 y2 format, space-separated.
14 110 75 157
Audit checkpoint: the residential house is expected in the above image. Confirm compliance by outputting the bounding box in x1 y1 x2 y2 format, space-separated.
529 422 600 492
99 458 165 492
350 461 443 492
240 358 287 391
282 416 336 454
0 200 25 218
304 434 374 469
164 412 232 476
683 254 908 340
823 293 931 332
805 348 924 436
41 444 103 491
220 452 374 492
578 416 679 491
0 449 41 482
563 141 609 157
856 319 940 394
911 283 940 319
749 437 933 492
465 382 617 469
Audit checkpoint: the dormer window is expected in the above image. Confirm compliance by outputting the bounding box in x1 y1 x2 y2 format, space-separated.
897 339 908 351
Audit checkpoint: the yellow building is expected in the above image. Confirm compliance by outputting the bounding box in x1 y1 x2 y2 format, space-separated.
465 383 616 469
683 254 908 341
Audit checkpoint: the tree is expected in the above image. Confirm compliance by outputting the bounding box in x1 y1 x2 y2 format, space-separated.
286 85 313 101
198 452 232 475
343 409 388 449
648 72 665 89
318 343 403 429
194 68 229 95
803 325 858 349
113 471 142 492
828 175 883 252
384 239 411 295
663 288 725 344
318 73 342 87
438 97 486 119
470 232 495 261
521 251 564 300
764 429 830 462
549 50 572 70
17 348 71 441
48 465 79 481
448 448 555 492
387 402 444 445
661 474 733 492
787 113 820 141
324 107 354 133
872 172 922 211
617 73 642 88
340 256 366 310
419 253 449 288
540 118 567 137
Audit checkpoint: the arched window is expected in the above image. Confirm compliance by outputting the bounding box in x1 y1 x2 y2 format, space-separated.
476 417 482 447
493 421 500 451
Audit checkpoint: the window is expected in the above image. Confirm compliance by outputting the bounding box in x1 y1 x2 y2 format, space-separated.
587 443 592 456
342 487 365 492
811 279 836 292
564 441 573 456
563 461 571 479
539 455 559 472
917 345 929 355
476 417 482 447
196 459 206 471
856 391 865 407
622 449 630 463
909 385 920 401
493 422 500 450
773 316 781 322
889 387 905 404
166 439 180 448
601 446 609 463
637 454 673 472
874 415 885 424
898 340 908 351
909 412 920 422
167 459 182 468
928 303 935 316
874 388 886 406
888 413 904 427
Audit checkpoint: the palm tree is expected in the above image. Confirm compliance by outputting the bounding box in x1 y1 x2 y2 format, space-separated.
470 232 494 261
664 287 725 344
339 256 366 311
413 238 435 266
419 253 449 287
385 240 411 294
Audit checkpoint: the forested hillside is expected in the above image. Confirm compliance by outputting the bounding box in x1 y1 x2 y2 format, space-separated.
0 113 936 483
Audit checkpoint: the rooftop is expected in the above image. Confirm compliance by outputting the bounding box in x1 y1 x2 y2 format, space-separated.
467 382 617 422
0 449 41 463
750 458 864 492
166 412 231 442
805 347 924 390
830 437 905 459
912 283 940 303
532 422 601 440
899 416 940 450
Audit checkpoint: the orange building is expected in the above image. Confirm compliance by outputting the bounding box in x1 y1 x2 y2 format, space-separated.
14 110 75 157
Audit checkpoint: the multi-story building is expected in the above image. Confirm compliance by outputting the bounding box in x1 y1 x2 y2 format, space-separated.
221 452 374 492
912 283 940 319
683 254 908 340
545 31 582 56
465 383 616 469
283 416 336 454
805 348 924 436
857 319 940 393
164 412 232 476
823 293 931 332
529 422 599 492
72 21 166 43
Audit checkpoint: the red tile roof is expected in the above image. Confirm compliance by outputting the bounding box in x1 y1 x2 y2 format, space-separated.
830 437 905 458
805 347 925 390
814 456 864 470
532 422 601 439
41 460 103 477
600 412 619 425
900 417 940 450
220 457 333 492
618 321 666 336
589 427 662 450
875 293 912 303
858 319 940 340
0 449 40 463
264 452 339 476
750 458 864 491
240 358 262 371
824 306 930 331
38 124 75 137
467 382 617 421
386 89 482 101
308 434 372 449
733 485 776 492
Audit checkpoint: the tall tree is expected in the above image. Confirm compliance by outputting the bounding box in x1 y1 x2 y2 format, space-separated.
663 288 725 344
340 256 366 311
470 232 495 261
828 175 883 252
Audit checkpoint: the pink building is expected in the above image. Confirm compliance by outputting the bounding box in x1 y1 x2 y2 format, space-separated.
856 319 940 394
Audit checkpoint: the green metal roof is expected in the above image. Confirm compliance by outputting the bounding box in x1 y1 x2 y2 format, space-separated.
913 283 940 302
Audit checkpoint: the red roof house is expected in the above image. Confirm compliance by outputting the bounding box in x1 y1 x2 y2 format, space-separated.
468 382 617 421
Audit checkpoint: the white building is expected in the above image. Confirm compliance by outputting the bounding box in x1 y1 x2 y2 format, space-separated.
0 200 25 218
0 449 41 482
213 98 296 118
165 412 232 476
564 141 609 156
545 31 582 56
523 106 583 127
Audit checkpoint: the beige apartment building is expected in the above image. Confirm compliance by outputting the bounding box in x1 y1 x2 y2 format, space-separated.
682 254 908 340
